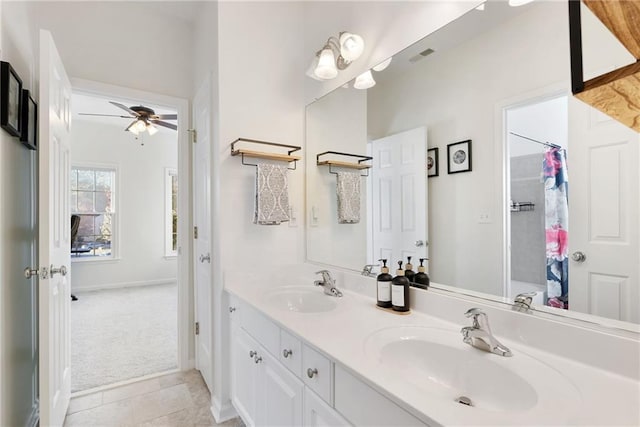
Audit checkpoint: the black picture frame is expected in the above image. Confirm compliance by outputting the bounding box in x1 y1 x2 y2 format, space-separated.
20 90 37 150
0 61 23 137
447 140 472 174
427 147 439 177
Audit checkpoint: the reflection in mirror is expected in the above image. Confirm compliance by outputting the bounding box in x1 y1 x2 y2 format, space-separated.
305 1 639 326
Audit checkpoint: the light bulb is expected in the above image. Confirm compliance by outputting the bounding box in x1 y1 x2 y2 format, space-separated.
134 119 147 133
509 0 534 6
372 57 392 72
147 123 159 135
339 32 364 61
314 47 338 80
353 70 375 90
129 127 140 135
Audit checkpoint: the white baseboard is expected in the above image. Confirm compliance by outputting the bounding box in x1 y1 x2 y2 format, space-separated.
72 278 177 293
211 397 237 424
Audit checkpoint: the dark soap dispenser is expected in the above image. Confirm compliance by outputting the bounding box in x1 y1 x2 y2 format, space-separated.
391 261 410 312
414 258 430 289
405 256 416 283
376 259 393 308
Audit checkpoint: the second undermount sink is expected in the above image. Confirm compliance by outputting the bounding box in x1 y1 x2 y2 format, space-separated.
263 286 338 313
364 326 580 415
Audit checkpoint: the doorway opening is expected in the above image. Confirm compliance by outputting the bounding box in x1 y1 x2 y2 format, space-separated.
505 94 569 309
68 88 183 393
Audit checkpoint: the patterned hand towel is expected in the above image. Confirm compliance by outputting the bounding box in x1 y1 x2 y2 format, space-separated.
336 171 361 224
254 163 290 225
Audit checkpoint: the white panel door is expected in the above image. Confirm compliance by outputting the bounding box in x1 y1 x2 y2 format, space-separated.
568 98 639 323
371 127 428 266
193 77 213 391
38 29 72 426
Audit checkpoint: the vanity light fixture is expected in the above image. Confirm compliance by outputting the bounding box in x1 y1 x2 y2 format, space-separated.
354 70 376 90
475 4 485 11
372 57 392 72
310 31 365 80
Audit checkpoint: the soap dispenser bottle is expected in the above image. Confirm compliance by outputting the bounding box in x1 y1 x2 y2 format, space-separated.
376 259 393 308
405 256 416 283
391 261 410 312
414 258 430 289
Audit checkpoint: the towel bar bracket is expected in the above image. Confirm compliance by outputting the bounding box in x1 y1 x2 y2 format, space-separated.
240 152 297 171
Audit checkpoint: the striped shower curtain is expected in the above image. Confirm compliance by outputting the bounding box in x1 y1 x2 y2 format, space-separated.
543 148 569 309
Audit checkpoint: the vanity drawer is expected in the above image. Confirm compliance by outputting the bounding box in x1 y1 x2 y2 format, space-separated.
241 303 280 357
302 344 333 405
279 329 302 377
334 365 426 426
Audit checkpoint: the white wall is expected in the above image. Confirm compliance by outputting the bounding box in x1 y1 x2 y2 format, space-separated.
509 96 568 157
30 1 194 99
0 2 39 425
70 120 177 291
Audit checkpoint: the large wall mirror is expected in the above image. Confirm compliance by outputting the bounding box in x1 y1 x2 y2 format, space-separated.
305 0 640 328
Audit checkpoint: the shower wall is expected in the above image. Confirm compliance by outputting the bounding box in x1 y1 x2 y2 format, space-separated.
510 153 546 286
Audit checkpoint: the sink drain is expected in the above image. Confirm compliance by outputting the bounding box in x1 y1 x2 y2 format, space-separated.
455 396 473 407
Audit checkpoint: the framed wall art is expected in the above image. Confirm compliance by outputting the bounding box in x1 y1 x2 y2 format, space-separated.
447 139 472 174
0 61 23 137
20 89 37 150
427 147 439 177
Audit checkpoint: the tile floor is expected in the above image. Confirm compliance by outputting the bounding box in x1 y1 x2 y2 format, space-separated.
65 370 244 427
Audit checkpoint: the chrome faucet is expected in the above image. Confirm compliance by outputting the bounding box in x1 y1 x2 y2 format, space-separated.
361 264 379 277
314 270 343 297
512 292 537 313
461 308 512 357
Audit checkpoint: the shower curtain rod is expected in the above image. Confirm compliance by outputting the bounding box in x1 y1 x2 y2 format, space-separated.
509 132 561 149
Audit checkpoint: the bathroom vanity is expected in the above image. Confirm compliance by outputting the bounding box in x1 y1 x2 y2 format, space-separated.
224 268 640 426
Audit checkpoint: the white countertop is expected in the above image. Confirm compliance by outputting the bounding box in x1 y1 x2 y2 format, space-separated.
225 276 640 426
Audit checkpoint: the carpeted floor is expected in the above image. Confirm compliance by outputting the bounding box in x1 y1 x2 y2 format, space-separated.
71 283 177 392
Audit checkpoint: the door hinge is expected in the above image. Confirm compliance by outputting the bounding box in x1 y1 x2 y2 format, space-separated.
195 322 200 335
189 128 197 143
194 226 198 239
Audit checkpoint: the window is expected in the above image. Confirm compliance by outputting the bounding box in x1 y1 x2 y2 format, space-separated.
70 166 116 259
165 168 178 256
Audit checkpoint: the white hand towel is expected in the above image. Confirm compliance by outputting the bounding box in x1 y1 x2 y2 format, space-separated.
254 163 290 225
336 171 361 224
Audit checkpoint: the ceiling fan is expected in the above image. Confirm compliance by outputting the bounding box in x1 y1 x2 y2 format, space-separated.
78 101 177 135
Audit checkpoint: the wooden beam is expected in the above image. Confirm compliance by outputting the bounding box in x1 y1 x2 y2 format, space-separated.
575 61 640 132
584 0 640 59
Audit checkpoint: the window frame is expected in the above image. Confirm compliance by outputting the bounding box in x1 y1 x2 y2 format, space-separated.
164 167 178 258
70 162 120 263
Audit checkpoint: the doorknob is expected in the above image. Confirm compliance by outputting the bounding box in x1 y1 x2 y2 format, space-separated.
571 251 587 263
199 253 211 263
415 240 428 247
50 265 68 277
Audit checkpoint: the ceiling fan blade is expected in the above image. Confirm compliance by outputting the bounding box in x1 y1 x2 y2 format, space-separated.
152 114 178 120
109 101 140 116
78 113 132 118
150 120 178 131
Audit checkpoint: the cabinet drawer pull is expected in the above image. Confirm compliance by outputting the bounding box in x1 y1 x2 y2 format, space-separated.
307 368 318 378
282 349 293 358
254 356 263 364
249 350 257 358
229 307 236 313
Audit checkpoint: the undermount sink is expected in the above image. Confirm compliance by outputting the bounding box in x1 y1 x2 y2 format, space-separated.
263 286 338 313
364 326 580 414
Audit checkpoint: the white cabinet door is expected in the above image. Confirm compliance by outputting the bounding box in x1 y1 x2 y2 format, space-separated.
231 324 260 426
304 387 351 427
257 350 304 427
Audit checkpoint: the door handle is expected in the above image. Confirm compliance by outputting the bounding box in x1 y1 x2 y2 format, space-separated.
50 265 67 277
571 251 586 263
199 253 211 263
415 240 428 247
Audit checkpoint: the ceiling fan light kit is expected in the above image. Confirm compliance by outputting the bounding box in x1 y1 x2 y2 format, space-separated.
78 100 178 137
